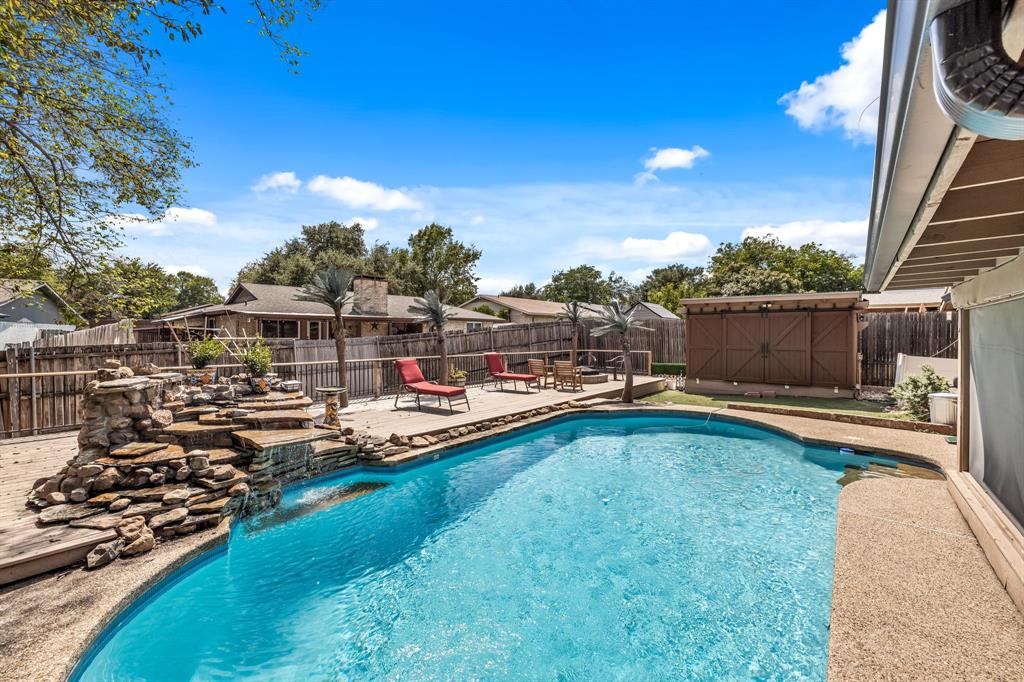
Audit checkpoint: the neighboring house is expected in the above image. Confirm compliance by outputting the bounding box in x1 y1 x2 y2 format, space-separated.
149 276 503 340
0 279 79 325
626 301 680 320
0 280 79 348
863 0 1023 608
862 288 948 312
459 295 604 324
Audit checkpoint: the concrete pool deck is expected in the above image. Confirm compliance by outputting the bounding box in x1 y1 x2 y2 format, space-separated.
0 401 1021 680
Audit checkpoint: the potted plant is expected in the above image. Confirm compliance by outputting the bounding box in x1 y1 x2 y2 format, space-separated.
186 338 225 385
449 367 467 387
241 339 273 394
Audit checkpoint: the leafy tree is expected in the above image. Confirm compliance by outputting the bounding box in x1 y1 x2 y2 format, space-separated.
398 224 481 303
544 265 612 304
606 271 640 307
501 283 543 299
171 272 223 311
646 283 688 316
638 264 706 300
295 267 355 407
236 221 372 286
590 302 651 403
1 1 320 275
891 365 950 421
705 236 861 296
66 259 179 323
409 290 454 386
472 304 497 317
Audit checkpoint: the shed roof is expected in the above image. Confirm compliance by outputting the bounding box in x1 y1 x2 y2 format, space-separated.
679 291 863 314
627 301 680 319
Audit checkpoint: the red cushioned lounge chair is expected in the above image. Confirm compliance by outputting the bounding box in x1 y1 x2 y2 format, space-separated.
393 358 470 413
484 352 539 393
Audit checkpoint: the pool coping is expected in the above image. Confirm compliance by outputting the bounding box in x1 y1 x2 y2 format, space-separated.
0 402 960 681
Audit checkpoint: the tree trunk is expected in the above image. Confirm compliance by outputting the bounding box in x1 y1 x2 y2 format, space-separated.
334 310 349 407
621 338 633 403
570 328 578 367
437 328 449 385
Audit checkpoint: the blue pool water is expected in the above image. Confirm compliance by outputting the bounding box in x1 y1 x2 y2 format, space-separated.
74 413 902 681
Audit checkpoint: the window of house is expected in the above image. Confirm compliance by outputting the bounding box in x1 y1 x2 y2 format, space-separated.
260 319 299 338
309 320 322 340
466 321 484 331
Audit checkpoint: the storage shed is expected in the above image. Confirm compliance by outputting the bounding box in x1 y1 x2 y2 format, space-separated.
680 291 864 397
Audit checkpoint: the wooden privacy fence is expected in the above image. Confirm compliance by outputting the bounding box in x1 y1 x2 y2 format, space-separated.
858 311 959 387
0 319 672 439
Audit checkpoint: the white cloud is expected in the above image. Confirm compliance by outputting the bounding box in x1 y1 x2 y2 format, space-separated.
475 275 522 294
252 171 302 193
469 214 486 225
742 219 868 258
110 207 218 236
780 10 886 143
635 146 710 184
349 216 379 230
161 264 210 277
307 175 423 211
576 230 712 262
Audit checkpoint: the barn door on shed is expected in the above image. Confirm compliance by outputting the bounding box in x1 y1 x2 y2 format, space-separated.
686 315 724 379
724 313 765 382
766 312 811 385
811 311 852 387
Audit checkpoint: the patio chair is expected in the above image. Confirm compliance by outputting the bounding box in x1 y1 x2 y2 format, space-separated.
484 352 539 392
552 360 583 392
526 358 554 389
393 358 470 413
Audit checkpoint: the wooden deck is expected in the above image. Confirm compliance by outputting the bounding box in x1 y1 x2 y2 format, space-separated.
339 376 664 438
0 433 115 585
0 376 663 586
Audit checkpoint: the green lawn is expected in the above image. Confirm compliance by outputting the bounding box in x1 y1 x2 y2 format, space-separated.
641 390 911 420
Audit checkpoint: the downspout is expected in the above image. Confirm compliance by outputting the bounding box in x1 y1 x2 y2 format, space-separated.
929 0 1024 140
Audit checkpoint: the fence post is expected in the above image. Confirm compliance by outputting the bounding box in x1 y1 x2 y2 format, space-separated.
8 349 20 437
29 343 38 435
372 360 383 398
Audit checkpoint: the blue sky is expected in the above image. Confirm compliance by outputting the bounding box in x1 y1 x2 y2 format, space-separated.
119 1 888 295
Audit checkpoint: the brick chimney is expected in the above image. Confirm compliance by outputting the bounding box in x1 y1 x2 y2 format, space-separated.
351 276 388 316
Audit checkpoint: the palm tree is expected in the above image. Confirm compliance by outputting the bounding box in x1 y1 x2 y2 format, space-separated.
410 290 453 385
296 267 355 407
558 300 587 366
590 302 651 403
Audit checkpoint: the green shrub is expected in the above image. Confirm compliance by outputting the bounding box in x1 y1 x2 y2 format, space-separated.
187 337 226 369
241 339 272 377
891 365 950 421
651 362 686 376
449 367 467 380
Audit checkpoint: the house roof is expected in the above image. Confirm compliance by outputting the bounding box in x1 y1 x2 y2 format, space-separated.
628 301 680 319
863 1 1024 292
462 295 605 317
157 283 503 322
862 288 946 310
0 279 81 319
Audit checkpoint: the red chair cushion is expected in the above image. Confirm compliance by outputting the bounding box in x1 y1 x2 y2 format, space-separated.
494 372 537 382
484 352 505 375
407 381 466 397
395 358 426 385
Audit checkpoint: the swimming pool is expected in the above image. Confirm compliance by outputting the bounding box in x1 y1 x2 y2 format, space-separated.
73 413 932 680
